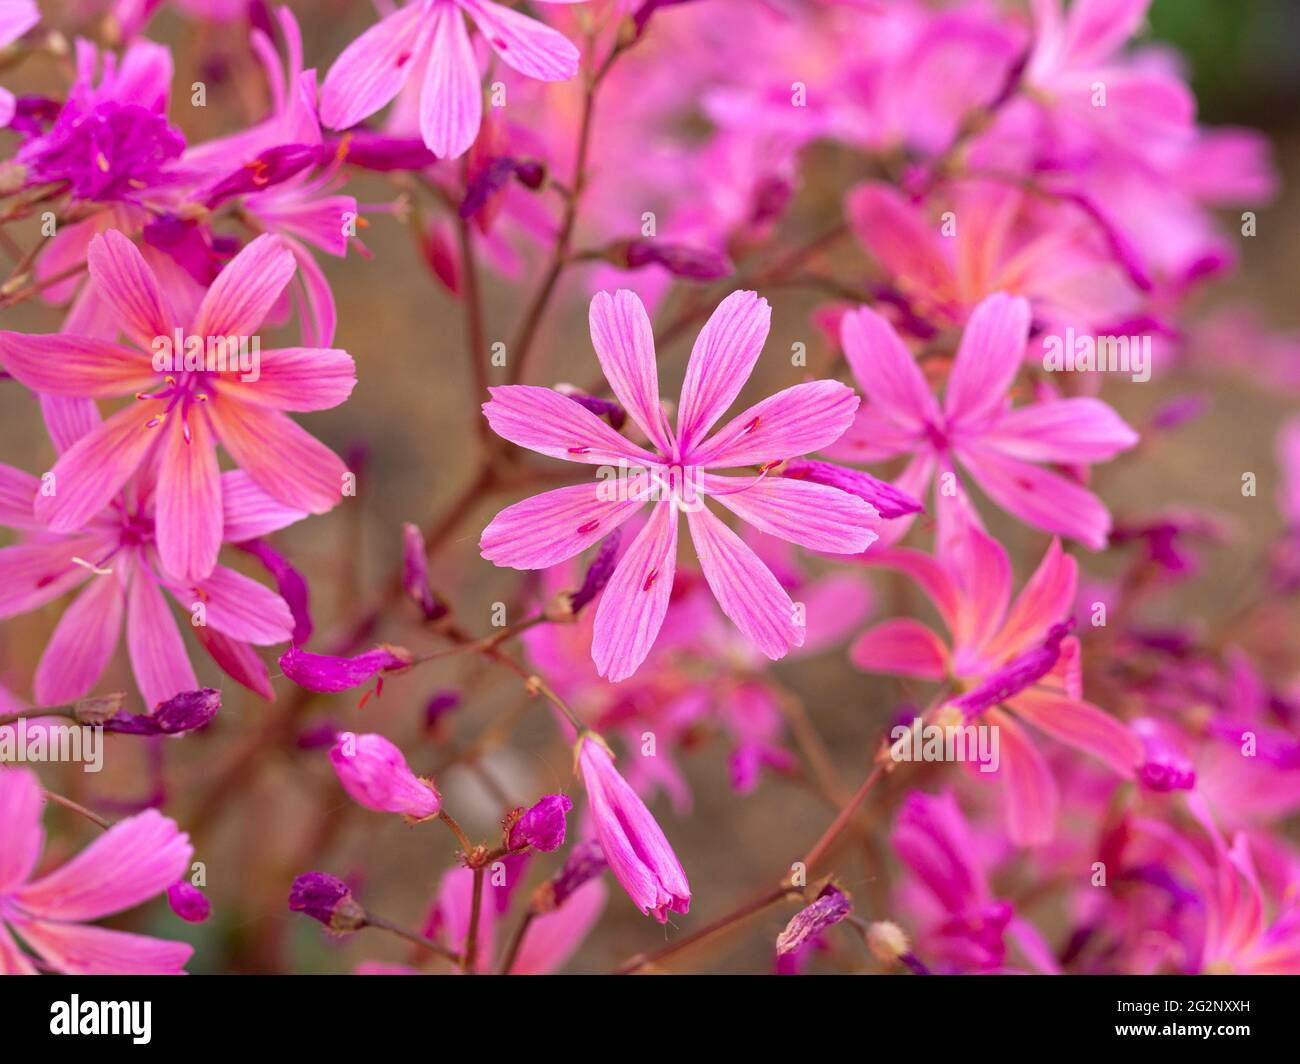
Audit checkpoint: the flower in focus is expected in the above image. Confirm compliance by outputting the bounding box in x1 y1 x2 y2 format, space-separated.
482 289 877 680
329 732 441 821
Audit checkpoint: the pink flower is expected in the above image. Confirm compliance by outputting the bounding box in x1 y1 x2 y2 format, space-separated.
0 229 356 582
280 646 411 694
0 448 298 709
481 289 876 680
0 1 40 127
329 732 442 820
319 0 582 160
853 527 1142 845
507 794 572 852
826 292 1138 549
0 768 193 974
577 735 689 922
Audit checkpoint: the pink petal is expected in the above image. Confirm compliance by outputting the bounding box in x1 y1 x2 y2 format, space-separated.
126 569 198 710
40 394 102 455
588 290 672 452
481 482 644 569
511 878 607 975
819 404 920 463
285 241 338 347
676 291 771 453
866 545 960 632
943 292 1030 428
1060 0 1151 68
958 440 1114 549
798 573 873 654
11 920 192 975
17 807 191 922
220 470 307 541
850 618 949 679
840 305 940 431
461 0 580 81
0 768 43 895
691 380 859 469
419 0 482 158
33 573 124 704
986 707 1057 846
701 473 877 553
85 229 177 350
34 401 163 533
319 1 431 131
985 538 1076 663
686 503 803 660
592 502 678 682
184 563 294 645
207 397 346 514
0 924 37 975
1009 690 1142 779
844 182 956 308
194 625 276 700
944 524 1012 662
0 538 95 620
982 398 1139 463
216 346 357 412
192 233 297 339
155 409 222 582
0 463 40 530
483 385 658 466
0 332 156 396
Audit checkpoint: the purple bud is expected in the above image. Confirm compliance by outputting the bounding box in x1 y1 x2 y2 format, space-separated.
950 621 1074 719
330 132 437 172
775 884 852 955
781 460 923 519
424 690 461 730
239 539 313 645
401 523 447 621
622 239 732 280
105 688 221 735
1150 393 1209 431
279 646 411 694
167 882 212 923
206 143 321 206
570 531 622 614
544 839 607 910
289 872 366 933
508 794 573 853
568 394 627 430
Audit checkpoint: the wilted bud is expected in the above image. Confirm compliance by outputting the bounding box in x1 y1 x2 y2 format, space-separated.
239 539 313 644
535 839 607 913
279 646 411 694
327 132 437 172
568 530 622 615
424 690 461 732
949 621 1074 719
775 884 851 955
289 872 366 933
781 460 923 520
402 523 448 621
105 688 221 735
206 143 322 206
619 238 732 280
507 794 573 853
167 882 212 923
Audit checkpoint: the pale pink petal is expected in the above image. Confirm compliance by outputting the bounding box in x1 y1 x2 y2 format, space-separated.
691 381 859 469
1009 690 1142 778
985 538 1076 663
850 618 948 679
986 707 1057 846
10 920 191 975
126 569 198 710
0 332 156 396
461 0 580 81
840 305 941 431
34 401 163 533
481 482 643 569
944 525 1012 662
483 385 658 466
982 398 1139 463
588 290 672 452
221 470 307 541
798 573 873 654
701 473 877 553
85 230 177 350
958 440 1113 549
183 563 293 645
686 503 803 660
592 502 678 682
215 347 356 412
16 808 192 921
0 924 37 975
0 539 95 620
155 409 222 583
866 545 960 632
511 879 607 975
286 240 337 346
1061 0 1151 68
844 182 956 309
207 398 346 514
0 769 43 894
819 404 919 463
40 394 102 455
195 624 276 700
0 463 40 529
943 292 1031 428
192 233 297 339
318 1 431 130
32 573 124 704
676 291 771 453
419 1 482 158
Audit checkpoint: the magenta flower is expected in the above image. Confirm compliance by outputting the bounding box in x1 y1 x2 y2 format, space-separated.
0 451 298 709
280 645 411 694
329 732 442 821
167 881 212 923
0 768 194 975
481 289 876 680
825 292 1138 549
577 735 689 922
319 0 582 159
0 229 355 582
507 793 572 852
853 528 1142 845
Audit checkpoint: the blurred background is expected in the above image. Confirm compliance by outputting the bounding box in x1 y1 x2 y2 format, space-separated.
1 0 1298 973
